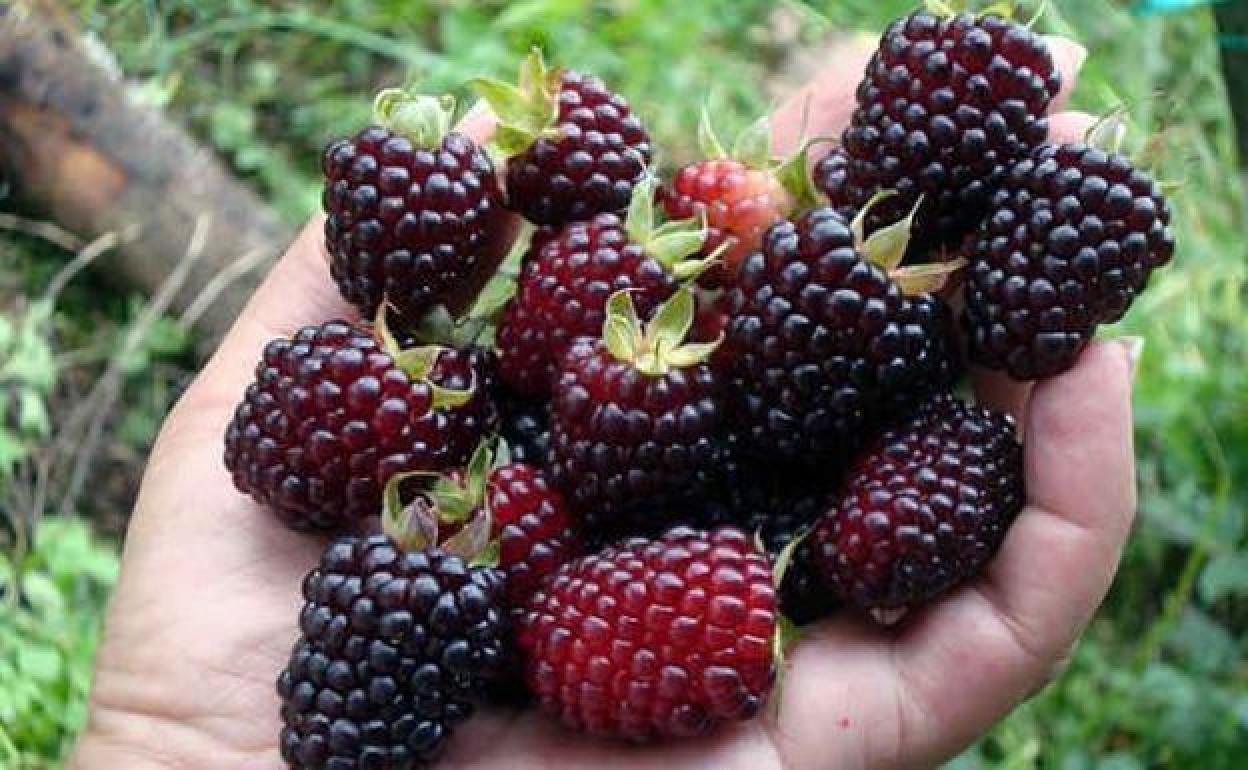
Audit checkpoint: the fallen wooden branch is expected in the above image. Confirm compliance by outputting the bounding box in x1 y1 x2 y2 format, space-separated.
0 0 296 344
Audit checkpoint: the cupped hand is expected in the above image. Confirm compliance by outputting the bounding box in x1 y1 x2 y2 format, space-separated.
70 37 1137 770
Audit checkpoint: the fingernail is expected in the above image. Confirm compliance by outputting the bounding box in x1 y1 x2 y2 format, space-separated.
1116 336 1144 383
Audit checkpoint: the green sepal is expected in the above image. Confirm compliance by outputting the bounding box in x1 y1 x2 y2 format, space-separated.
670 253 719 283
442 507 494 564
891 258 967 295
394 345 445 381
923 0 1018 19
381 471 442 552
469 48 560 157
697 102 729 160
1085 108 1130 156
854 192 920 273
731 115 773 171
374 301 402 359
373 89 455 148
625 174 710 271
602 287 720 376
429 381 475 411
773 138 825 211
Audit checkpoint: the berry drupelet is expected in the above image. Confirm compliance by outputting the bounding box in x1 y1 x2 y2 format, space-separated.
277 535 507 769
517 526 777 740
496 175 709 397
811 392 1023 615
323 90 506 324
965 142 1175 379
223 321 484 532
814 9 1060 252
719 204 961 466
549 288 723 537
494 387 552 467
473 50 651 225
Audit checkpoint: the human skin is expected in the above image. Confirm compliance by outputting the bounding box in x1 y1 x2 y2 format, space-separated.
70 36 1142 770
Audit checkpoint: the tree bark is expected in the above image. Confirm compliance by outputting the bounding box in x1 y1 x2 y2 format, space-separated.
0 0 295 344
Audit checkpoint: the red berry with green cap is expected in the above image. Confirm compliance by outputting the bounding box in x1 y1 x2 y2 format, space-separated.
472 50 652 226
662 108 821 286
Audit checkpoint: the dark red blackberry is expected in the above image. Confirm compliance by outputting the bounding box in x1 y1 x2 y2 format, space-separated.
277 535 507 769
814 10 1060 252
224 321 484 531
487 462 582 608
720 206 960 465
323 91 505 324
517 526 776 740
496 177 707 397
965 142 1175 379
811 392 1023 613
549 289 722 537
473 51 651 225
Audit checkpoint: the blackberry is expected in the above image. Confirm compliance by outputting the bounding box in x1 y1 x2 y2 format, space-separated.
495 390 551 467
323 91 505 324
224 321 477 532
720 206 960 466
277 535 507 769
810 392 1023 612
815 10 1060 253
474 51 651 226
965 142 1175 379
425 346 499 463
549 289 722 538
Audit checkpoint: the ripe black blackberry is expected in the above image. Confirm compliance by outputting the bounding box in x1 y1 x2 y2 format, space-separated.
425 346 500 463
965 142 1175 379
549 289 722 537
814 10 1060 253
494 388 552 467
810 392 1023 613
473 50 651 225
720 206 960 466
323 90 505 324
277 535 507 769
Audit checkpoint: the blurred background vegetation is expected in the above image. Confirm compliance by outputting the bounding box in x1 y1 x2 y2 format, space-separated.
1 0 1244 767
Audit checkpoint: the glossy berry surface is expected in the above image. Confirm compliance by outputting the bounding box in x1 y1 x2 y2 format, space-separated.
323 127 503 322
662 159 792 285
720 206 959 464
277 535 507 769
517 526 776 740
496 213 677 396
224 322 469 532
965 143 1175 379
495 388 552 467
811 393 1023 611
549 339 721 536
487 462 582 609
815 11 1059 251
426 346 500 466
506 70 651 225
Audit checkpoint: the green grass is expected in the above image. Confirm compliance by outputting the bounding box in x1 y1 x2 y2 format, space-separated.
2 1 1246 767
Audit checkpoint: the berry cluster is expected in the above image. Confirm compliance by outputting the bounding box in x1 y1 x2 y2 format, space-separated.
220 11 1174 766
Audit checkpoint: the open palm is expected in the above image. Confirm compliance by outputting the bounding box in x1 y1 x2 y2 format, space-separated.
70 38 1137 770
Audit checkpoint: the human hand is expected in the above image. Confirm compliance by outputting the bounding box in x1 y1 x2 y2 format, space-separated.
70 35 1136 770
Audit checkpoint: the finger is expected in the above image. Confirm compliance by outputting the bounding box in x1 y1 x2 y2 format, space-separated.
886 339 1135 768
771 35 1088 156
968 109 1097 421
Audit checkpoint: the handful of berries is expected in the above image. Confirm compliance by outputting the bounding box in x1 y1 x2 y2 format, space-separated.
222 7 1174 768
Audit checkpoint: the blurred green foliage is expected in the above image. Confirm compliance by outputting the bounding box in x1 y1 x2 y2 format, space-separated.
1 0 1245 767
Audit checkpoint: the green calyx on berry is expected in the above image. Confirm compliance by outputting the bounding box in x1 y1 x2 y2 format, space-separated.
924 0 1023 20
626 173 715 280
602 287 720 376
697 104 821 211
850 191 966 294
469 47 562 157
375 304 475 410
373 88 456 148
381 441 504 567
763 530 806 722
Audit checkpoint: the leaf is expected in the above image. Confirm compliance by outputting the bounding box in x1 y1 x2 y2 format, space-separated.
1199 553 1248 603
17 645 62 684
